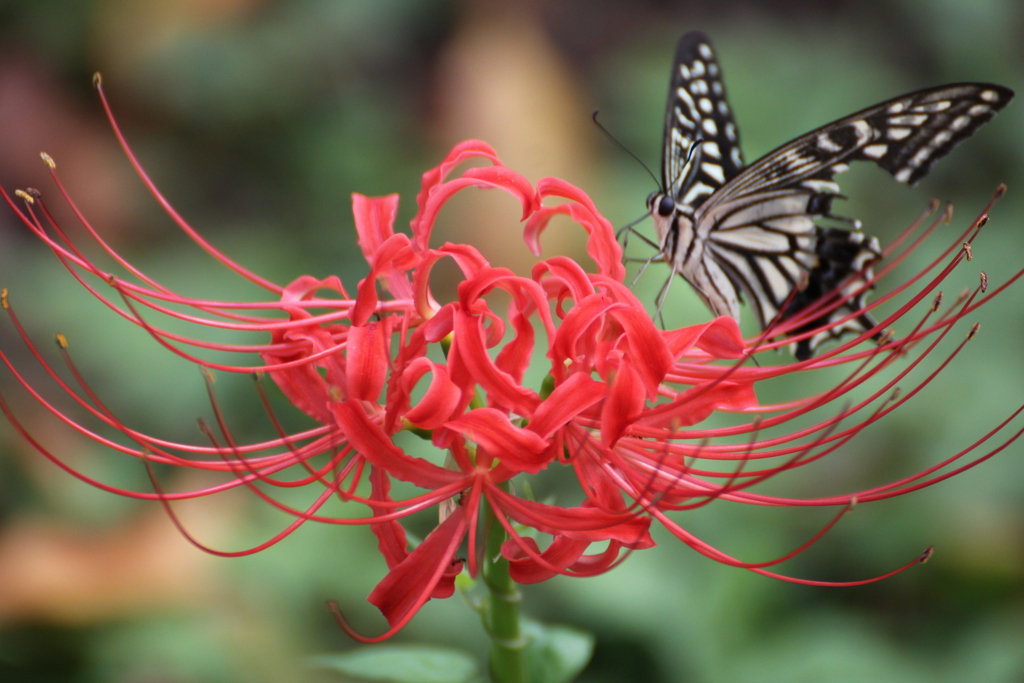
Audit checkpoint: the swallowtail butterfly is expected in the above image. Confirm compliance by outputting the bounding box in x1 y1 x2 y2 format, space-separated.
646 31 1013 359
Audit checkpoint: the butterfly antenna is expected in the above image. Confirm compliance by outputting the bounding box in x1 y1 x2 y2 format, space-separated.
592 110 661 190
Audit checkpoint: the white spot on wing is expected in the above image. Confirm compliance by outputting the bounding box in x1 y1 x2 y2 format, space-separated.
887 127 912 140
701 161 725 184
711 81 723 96
702 141 721 158
699 97 713 113
932 130 952 146
758 256 792 303
698 43 713 60
816 133 842 152
861 144 888 159
802 179 840 193
718 101 730 116
725 122 737 142
679 64 690 80
887 102 906 114
890 114 927 126
682 180 716 205
894 168 913 182
765 216 816 234
730 147 743 168
702 118 718 136
691 79 709 96
968 103 991 116
910 100 951 113
908 146 933 167
691 60 706 77
950 115 972 131
674 107 696 128
980 89 1000 102
714 227 790 252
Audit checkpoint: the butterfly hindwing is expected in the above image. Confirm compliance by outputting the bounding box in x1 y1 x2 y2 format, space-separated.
662 31 744 208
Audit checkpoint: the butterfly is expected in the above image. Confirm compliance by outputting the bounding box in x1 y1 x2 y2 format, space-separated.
644 30 1013 359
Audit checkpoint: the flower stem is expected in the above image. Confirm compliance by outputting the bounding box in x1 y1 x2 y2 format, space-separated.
482 483 526 683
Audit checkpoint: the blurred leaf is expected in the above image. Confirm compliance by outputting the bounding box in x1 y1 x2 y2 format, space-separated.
522 618 595 683
309 645 479 683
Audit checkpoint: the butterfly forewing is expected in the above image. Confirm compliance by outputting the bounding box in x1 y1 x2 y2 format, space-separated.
662 31 744 208
653 33 1013 359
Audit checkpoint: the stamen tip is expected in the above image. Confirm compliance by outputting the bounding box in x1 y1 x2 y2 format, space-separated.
962 242 973 261
943 202 954 223
40 152 56 169
919 546 934 564
967 322 980 341
14 189 34 204
1 288 8 309
980 272 988 292
55 333 68 349
930 292 944 312
201 367 216 383
994 183 1007 199
92 72 103 89
976 213 989 229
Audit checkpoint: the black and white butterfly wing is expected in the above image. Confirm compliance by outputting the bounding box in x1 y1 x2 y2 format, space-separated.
661 31 744 207
687 82 1013 358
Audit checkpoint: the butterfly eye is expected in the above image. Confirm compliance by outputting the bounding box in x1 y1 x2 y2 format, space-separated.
658 195 675 217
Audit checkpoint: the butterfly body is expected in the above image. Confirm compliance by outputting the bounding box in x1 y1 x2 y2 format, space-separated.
648 31 1013 359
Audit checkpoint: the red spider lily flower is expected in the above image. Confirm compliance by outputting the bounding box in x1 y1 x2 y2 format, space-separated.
1 75 1022 640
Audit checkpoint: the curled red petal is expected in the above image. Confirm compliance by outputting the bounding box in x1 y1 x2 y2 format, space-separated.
530 177 624 280
411 140 502 250
333 401 463 489
346 320 390 402
527 372 605 439
402 359 463 430
665 316 747 359
368 507 468 627
451 311 539 414
445 408 550 473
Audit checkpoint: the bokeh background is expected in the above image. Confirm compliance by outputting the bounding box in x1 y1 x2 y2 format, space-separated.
1 1 1023 681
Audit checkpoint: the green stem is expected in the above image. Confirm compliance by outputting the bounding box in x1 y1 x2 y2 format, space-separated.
482 482 527 683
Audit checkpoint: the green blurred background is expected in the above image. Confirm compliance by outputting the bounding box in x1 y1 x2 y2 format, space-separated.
1 0 1022 681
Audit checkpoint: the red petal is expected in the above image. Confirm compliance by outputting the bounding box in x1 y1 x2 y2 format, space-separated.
530 177 624 280
445 408 551 474
352 193 414 301
368 507 468 627
494 490 654 548
333 401 463 489
451 311 539 414
664 316 747 359
643 381 758 428
527 372 605 439
601 362 645 447
411 141 502 250
346 321 390 402
369 466 409 569
402 359 463 430
413 170 537 253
